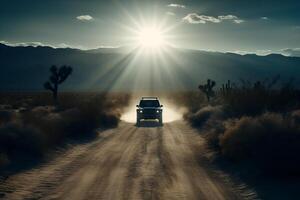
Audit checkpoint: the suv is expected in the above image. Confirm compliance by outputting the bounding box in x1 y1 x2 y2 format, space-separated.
136 97 163 126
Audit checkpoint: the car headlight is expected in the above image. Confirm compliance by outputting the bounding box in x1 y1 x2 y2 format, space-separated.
139 110 143 113
156 110 160 113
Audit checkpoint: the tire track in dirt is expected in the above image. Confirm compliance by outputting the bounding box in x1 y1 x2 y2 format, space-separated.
161 122 242 200
0 124 133 200
137 127 163 200
120 126 174 200
44 125 140 200
0 121 246 200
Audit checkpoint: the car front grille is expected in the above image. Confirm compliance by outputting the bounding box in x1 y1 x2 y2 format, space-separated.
143 109 156 114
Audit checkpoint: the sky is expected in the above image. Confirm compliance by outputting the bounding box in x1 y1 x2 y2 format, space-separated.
0 0 300 55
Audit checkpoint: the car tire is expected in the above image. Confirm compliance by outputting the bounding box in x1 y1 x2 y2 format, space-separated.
158 114 163 126
136 115 141 127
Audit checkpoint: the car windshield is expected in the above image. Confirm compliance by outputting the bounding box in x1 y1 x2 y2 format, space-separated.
139 100 160 107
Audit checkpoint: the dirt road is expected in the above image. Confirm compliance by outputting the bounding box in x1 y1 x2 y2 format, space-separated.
0 121 245 200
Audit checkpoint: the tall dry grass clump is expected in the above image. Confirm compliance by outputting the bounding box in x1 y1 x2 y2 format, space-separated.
220 78 300 116
181 78 300 176
185 105 223 127
219 112 300 175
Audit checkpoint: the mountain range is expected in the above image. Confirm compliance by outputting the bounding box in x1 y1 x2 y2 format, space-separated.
0 43 299 91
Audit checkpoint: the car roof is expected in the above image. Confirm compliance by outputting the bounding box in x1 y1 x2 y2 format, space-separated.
141 97 158 100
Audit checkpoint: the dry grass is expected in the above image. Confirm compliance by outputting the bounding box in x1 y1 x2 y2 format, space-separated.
220 112 300 175
0 92 130 169
184 105 223 127
220 81 300 117
179 81 300 177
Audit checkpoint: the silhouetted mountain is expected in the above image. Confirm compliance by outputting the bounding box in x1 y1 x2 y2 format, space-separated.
0 44 299 91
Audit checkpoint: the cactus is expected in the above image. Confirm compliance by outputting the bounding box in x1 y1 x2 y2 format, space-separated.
253 81 264 90
44 65 72 103
199 79 216 102
221 80 233 96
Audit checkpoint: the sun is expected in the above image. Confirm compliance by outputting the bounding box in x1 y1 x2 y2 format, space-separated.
137 27 165 48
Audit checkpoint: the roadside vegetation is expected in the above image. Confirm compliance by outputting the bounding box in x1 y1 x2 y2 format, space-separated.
0 92 130 170
181 76 300 177
0 65 129 170
0 65 130 171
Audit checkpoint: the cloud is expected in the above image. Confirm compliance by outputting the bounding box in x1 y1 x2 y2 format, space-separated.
232 50 253 55
0 40 122 50
234 19 245 24
218 15 238 20
76 15 94 21
233 48 300 57
183 13 244 24
0 41 87 49
200 15 222 23
167 4 185 8
182 13 220 24
0 41 50 47
281 48 300 57
232 50 276 56
166 12 176 16
182 13 206 24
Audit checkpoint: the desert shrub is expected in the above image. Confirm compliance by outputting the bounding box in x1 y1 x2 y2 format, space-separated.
184 105 226 149
204 128 224 149
185 105 223 127
220 80 300 117
0 110 15 125
219 112 300 175
20 94 127 141
21 107 68 145
60 106 118 137
221 88 268 116
181 79 300 177
0 92 130 169
62 93 126 134
0 123 46 158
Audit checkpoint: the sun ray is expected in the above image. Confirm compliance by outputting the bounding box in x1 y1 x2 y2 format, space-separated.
86 2 193 93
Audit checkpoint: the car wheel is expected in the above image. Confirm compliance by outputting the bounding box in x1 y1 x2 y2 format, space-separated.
136 115 140 127
158 115 163 126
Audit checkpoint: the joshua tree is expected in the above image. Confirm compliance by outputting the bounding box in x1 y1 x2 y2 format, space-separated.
44 65 72 103
199 79 216 102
